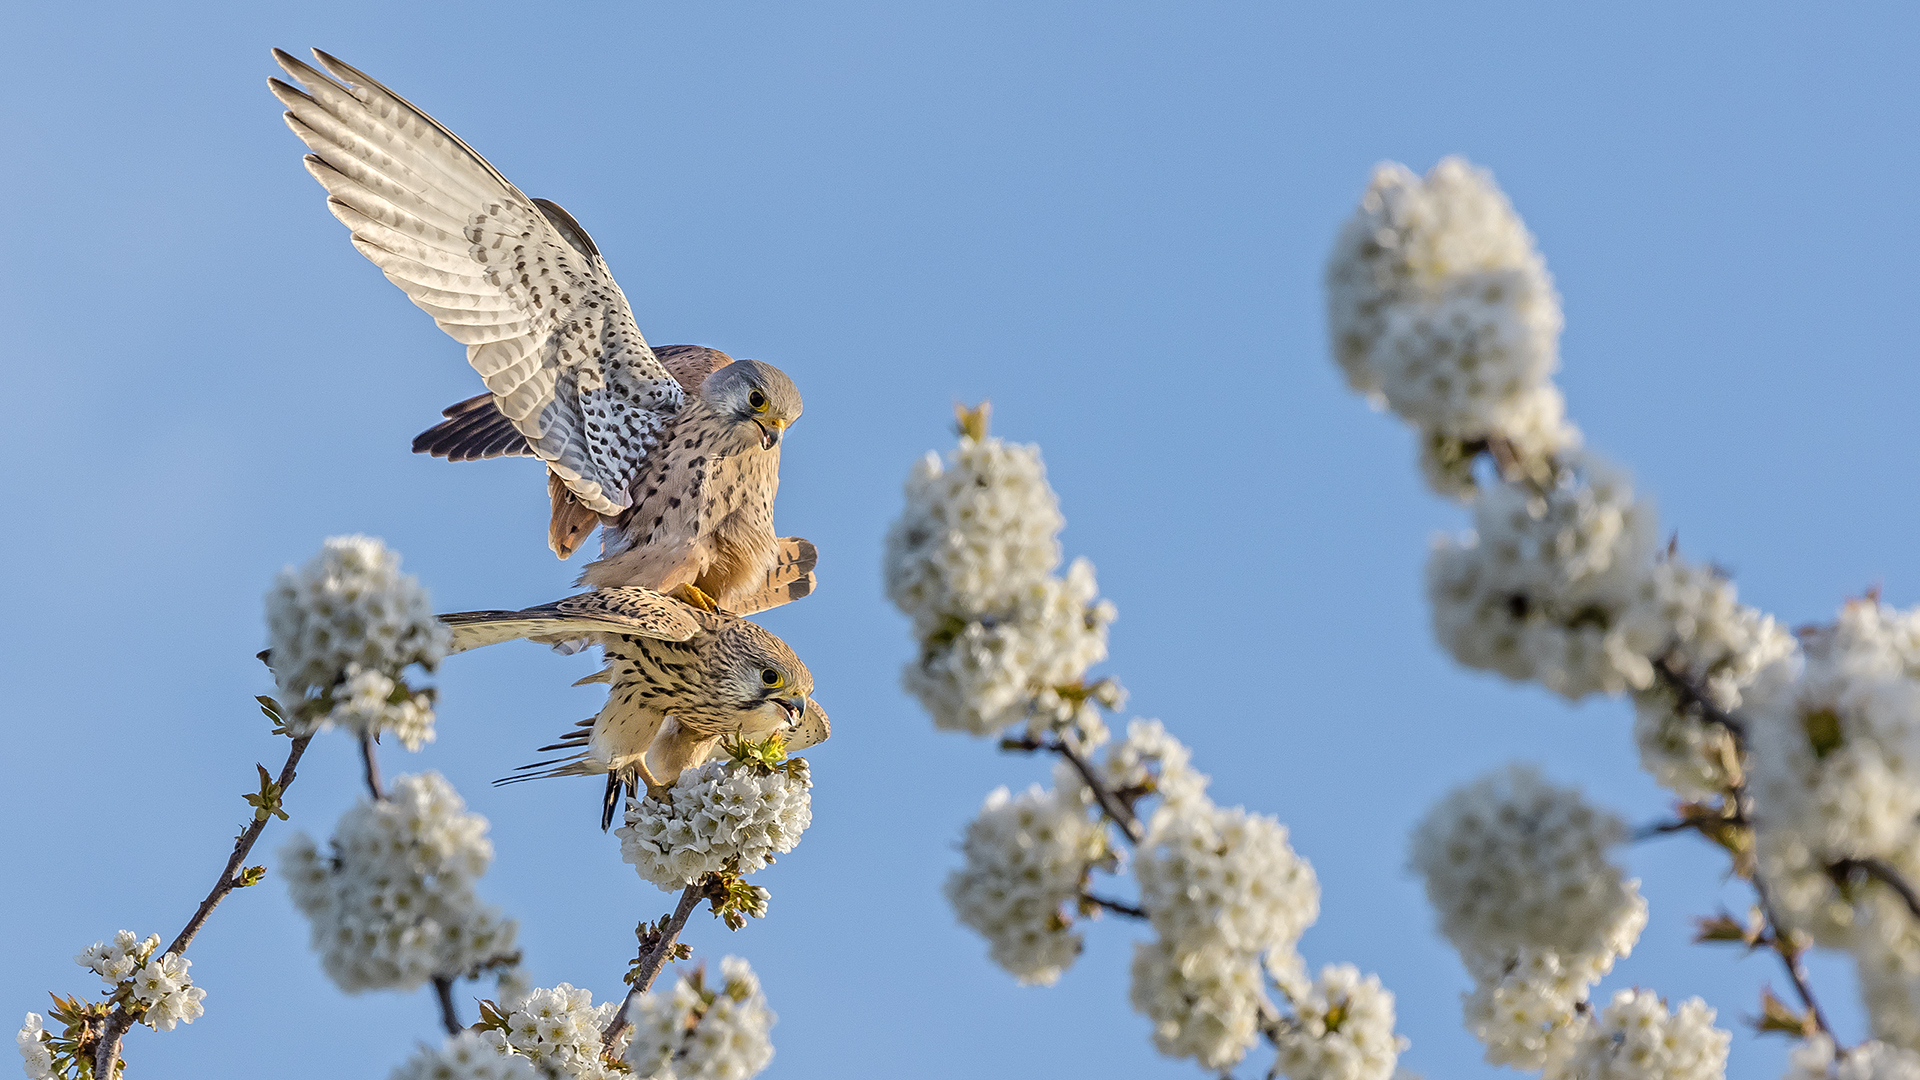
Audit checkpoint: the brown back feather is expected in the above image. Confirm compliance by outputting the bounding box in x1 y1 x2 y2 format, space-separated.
549 471 603 559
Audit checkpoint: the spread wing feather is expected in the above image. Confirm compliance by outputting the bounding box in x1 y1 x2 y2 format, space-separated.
270 48 682 514
413 393 534 460
441 587 702 654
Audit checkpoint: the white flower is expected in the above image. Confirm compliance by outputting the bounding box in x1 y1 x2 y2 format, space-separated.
281 772 517 993
266 535 450 749
1624 558 1799 799
618 758 812 892
1785 1034 1920 1080
1748 600 1920 969
625 957 775 1080
944 780 1109 985
884 436 1064 629
1460 948 1606 1069
1544 990 1729 1080
1092 718 1210 821
903 559 1116 737
1426 453 1661 699
75 930 159 983
129 952 205 1031
1128 939 1268 1071
1410 764 1645 973
1326 157 1576 496
1271 964 1408 1080
1135 802 1319 957
389 1031 541 1080
16 1014 53 1080
483 983 625 1080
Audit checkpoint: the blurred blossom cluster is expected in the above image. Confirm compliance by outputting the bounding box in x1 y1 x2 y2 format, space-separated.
625 957 776 1080
884 419 1117 737
1333 158 1920 1074
266 535 450 750
281 772 517 993
892 420 1406 1078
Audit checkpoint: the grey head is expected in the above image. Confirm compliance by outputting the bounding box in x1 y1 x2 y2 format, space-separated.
702 618 815 733
698 359 804 451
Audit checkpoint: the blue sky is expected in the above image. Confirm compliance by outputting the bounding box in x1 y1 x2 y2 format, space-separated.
3 3 1917 1077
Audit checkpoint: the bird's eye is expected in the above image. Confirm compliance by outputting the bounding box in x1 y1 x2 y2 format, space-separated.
760 668 783 688
748 389 769 412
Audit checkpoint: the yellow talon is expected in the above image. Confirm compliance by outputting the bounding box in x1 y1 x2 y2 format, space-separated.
667 582 720 613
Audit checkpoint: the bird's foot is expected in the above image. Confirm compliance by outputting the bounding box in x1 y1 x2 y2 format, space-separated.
667 582 720 613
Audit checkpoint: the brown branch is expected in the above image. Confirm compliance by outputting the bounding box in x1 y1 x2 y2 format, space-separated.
1653 657 1747 743
1081 892 1148 920
1001 734 1145 844
1831 857 1920 922
94 734 313 1078
433 975 462 1035
601 883 704 1052
1749 869 1837 1039
360 730 387 800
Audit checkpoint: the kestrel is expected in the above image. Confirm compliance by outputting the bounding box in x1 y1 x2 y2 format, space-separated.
270 49 814 615
443 586 830 828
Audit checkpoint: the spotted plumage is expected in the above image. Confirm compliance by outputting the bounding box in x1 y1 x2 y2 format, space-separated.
272 49 814 615
442 587 829 828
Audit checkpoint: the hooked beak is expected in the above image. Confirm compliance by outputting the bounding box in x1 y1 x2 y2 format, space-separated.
774 694 808 724
754 417 787 450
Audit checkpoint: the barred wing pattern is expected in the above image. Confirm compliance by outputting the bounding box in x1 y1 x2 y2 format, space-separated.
270 48 680 515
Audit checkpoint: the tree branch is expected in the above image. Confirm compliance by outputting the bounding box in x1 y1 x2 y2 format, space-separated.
601 883 704 1052
1652 656 1747 742
433 975 462 1035
1001 734 1145 844
1749 869 1837 1039
1081 892 1148 920
1831 857 1920 922
360 729 387 801
94 734 313 1078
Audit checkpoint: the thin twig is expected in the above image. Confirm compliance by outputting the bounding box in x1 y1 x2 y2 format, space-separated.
94 734 313 1078
601 884 704 1052
433 975 462 1035
1631 819 1699 842
1831 857 1920 922
1003 734 1145 844
1081 892 1149 920
1750 870 1837 1038
1653 657 1747 742
360 730 387 800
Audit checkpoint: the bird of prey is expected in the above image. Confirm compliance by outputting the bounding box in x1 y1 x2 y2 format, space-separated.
443 586 830 829
269 49 815 615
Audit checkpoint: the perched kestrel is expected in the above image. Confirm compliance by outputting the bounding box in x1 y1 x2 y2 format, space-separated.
270 49 814 615
443 586 830 828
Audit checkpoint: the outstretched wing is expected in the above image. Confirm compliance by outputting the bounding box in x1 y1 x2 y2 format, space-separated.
785 699 831 752
270 48 681 514
442 587 701 653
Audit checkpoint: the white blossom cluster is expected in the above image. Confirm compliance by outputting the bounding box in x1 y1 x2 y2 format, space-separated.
281 772 517 993
1426 452 1663 699
390 1031 541 1080
1411 765 1655 1068
1785 1034 1920 1080
73 929 206 1031
1626 558 1799 799
1088 718 1211 820
1326 156 1577 497
618 757 812 892
1129 780 1333 1072
1544 989 1729 1080
944 778 1110 985
885 431 1117 737
1747 600 1920 1048
266 535 450 750
625 957 775 1080
15 1014 52 1080
1269 964 1408 1080
482 983 625 1080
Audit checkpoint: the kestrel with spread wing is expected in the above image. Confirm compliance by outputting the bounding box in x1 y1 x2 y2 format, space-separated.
270 49 814 615
443 586 830 828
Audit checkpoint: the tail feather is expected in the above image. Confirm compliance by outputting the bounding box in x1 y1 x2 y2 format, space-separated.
729 537 819 616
